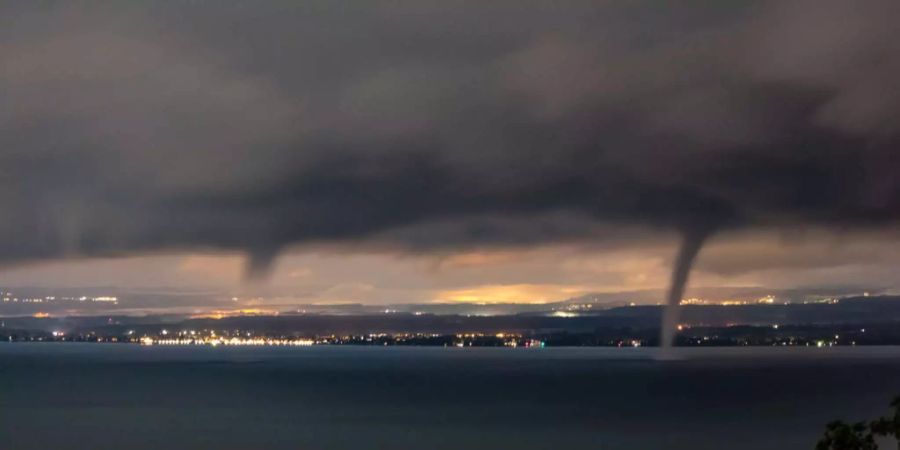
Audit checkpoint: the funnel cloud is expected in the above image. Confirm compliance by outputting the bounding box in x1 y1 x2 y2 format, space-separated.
660 230 712 350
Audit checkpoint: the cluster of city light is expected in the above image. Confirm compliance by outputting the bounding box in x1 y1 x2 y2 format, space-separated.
2 295 117 303
444 332 545 348
188 309 280 319
496 339 545 348
676 294 853 306
679 295 782 306
140 336 315 347
562 303 595 311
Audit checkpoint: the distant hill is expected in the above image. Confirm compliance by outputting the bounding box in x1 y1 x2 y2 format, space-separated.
596 296 900 326
3 296 900 336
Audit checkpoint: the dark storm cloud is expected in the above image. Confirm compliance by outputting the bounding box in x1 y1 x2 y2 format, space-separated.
1 0 898 273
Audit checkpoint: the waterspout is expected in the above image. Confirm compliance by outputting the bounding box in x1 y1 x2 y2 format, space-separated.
659 230 710 356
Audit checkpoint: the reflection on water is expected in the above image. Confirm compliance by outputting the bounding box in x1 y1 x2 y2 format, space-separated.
2 344 900 450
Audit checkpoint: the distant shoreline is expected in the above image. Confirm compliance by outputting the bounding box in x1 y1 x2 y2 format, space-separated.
4 323 900 348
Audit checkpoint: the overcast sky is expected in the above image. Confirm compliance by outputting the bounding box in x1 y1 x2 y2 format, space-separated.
1 1 898 308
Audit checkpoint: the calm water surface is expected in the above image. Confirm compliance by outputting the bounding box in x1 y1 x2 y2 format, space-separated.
2 344 900 449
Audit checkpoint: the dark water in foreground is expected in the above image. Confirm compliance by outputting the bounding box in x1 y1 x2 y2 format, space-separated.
2 344 900 450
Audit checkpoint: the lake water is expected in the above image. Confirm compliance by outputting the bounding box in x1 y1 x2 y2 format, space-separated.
2 344 900 449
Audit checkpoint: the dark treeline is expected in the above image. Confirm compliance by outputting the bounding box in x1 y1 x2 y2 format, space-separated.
817 396 900 450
